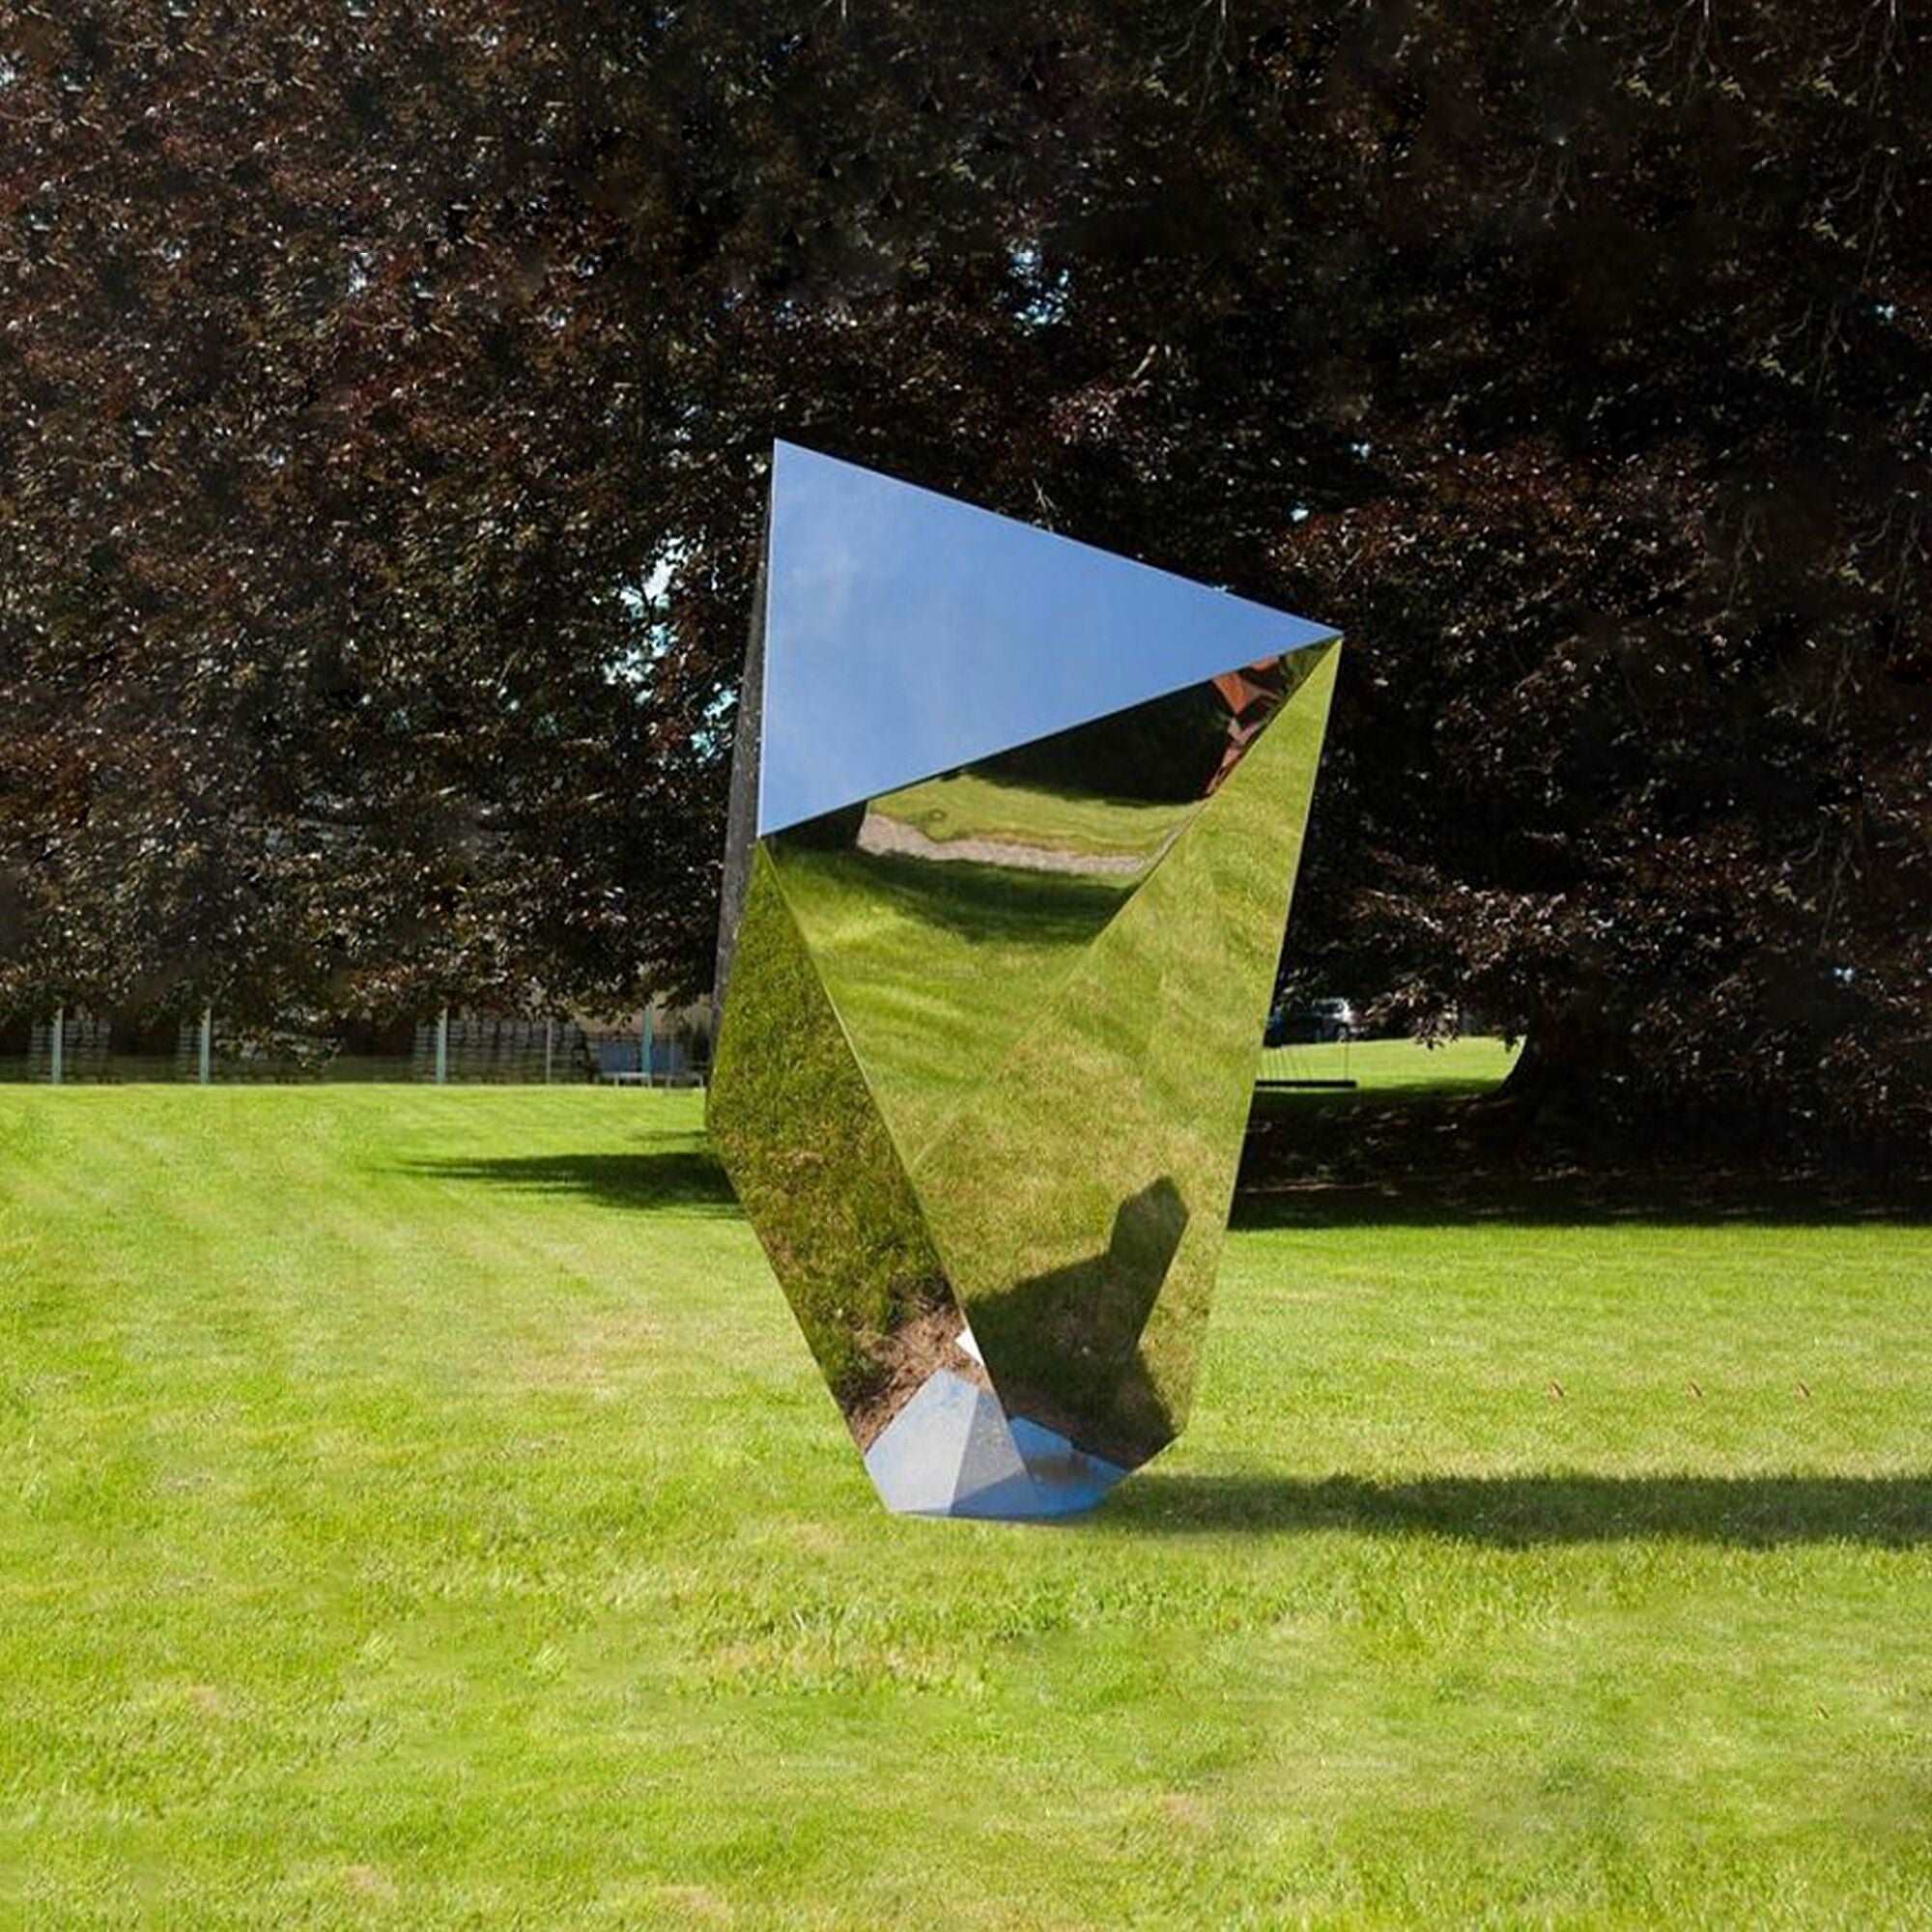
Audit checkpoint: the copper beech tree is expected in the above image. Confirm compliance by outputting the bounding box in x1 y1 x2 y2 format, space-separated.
2 2 1926 1155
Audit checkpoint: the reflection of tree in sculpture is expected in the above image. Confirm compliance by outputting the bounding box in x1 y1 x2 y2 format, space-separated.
709 441 1340 1518
980 661 1297 807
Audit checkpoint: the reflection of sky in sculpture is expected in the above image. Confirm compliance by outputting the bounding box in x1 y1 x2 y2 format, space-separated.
756 440 1338 836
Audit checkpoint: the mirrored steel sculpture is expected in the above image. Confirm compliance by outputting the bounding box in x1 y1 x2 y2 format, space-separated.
709 441 1341 1519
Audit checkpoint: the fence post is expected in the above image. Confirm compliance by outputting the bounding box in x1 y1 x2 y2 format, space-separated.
544 1018 554 1086
642 1006 655 1089
49 1005 64 1087
198 1006 213 1086
436 1007 449 1086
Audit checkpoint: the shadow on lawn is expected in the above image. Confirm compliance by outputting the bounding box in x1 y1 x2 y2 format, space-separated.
401 1145 737 1212
1238 1087 1932 1226
1232 1174 1932 1230
1111 1470 1932 1546
411 1150 1932 1231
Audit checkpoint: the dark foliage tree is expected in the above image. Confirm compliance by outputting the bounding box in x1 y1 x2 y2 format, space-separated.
2 2 1926 1156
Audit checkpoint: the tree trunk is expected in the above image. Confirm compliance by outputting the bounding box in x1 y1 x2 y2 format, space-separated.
1480 986 1631 1149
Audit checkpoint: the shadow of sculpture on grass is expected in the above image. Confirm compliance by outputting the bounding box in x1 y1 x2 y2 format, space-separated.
1105 1470 1932 1547
399 1147 737 1214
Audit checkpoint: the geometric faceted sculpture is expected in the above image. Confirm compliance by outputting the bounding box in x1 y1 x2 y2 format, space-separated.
710 441 1340 1519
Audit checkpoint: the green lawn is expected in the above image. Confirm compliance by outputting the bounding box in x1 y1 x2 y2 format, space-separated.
1257 1034 1521 1095
3 1087 1930 1927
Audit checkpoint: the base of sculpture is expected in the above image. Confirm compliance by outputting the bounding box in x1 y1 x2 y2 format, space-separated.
860 1341 1128 1520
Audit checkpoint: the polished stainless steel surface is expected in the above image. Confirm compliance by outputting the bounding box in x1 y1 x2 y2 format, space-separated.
756 440 1337 836
710 443 1341 1518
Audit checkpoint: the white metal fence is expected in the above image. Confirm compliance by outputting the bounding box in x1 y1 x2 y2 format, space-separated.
1 1006 710 1087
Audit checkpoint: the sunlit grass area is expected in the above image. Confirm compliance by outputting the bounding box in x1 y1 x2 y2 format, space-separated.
870 765 1190 859
4 1087 1930 1927
1257 1032 1521 1094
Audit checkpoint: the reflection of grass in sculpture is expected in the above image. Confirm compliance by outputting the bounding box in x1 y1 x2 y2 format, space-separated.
759 804 1227 1462
768 838 1137 1165
908 804 1242 1463
707 847 956 1422
910 657 1340 1463
867 767 1192 864
762 650 1342 1468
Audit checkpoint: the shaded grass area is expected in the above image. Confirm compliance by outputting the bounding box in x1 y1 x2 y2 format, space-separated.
4 1088 1932 1927
1241 1037 1932 1226
1116 1471 1932 1546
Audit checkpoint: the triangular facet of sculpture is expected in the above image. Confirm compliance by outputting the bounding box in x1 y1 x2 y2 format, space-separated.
710 441 1342 1520
765 655 1320 1168
756 440 1338 835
